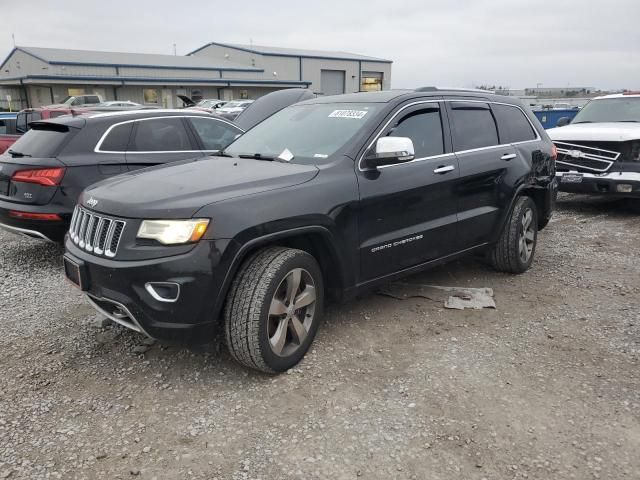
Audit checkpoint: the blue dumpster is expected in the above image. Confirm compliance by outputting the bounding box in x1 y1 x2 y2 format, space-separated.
533 109 579 129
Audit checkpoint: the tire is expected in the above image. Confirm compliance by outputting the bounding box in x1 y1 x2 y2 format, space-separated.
224 247 324 373
488 196 538 274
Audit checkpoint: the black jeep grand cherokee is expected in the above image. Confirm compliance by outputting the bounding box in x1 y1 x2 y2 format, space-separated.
64 88 557 373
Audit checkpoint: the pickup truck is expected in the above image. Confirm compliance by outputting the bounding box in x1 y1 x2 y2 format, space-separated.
0 108 77 154
548 92 640 197
0 113 19 154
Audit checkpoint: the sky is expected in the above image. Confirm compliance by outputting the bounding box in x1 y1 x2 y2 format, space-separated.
2 0 639 90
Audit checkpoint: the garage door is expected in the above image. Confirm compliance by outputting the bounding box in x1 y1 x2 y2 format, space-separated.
321 70 345 96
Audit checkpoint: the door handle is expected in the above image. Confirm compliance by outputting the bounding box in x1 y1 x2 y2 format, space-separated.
433 165 455 174
501 153 517 161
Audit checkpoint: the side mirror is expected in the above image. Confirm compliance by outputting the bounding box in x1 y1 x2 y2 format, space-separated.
556 116 571 127
363 137 415 169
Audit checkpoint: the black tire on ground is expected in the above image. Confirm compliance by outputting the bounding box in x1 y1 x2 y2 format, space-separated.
488 196 538 274
224 246 324 373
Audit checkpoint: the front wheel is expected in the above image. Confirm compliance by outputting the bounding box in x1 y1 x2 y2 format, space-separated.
488 196 538 274
224 247 324 373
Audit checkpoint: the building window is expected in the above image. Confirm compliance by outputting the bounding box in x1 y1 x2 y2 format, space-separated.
143 89 159 104
239 90 248 99
67 88 86 96
191 89 203 102
361 72 383 92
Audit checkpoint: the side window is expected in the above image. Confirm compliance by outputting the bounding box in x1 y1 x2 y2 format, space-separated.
450 103 499 151
86 96 100 104
130 118 192 152
189 117 242 151
99 122 133 152
386 107 444 158
0 120 7 135
492 104 537 143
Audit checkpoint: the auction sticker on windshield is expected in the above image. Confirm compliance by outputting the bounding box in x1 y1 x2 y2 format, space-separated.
328 110 368 119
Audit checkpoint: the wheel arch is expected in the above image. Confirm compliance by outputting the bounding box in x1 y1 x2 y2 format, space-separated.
213 226 347 321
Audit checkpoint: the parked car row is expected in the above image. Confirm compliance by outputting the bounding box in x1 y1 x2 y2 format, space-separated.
3 85 634 374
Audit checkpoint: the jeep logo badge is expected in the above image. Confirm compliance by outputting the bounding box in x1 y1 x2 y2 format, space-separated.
567 150 585 159
87 197 99 208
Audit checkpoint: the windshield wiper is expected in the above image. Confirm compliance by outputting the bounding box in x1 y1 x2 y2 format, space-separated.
572 121 593 124
238 153 278 162
615 120 640 123
7 149 31 158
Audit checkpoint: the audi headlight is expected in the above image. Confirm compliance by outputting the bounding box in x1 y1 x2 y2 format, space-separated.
137 219 210 245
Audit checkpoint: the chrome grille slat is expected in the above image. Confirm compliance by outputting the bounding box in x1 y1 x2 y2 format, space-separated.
83 215 95 250
554 141 621 173
67 206 126 257
77 212 90 248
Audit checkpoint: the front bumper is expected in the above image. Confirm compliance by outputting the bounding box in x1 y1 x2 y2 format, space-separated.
556 171 640 197
64 237 233 343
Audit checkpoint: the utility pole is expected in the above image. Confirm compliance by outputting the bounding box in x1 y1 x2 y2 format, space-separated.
12 33 15 47
173 43 177 56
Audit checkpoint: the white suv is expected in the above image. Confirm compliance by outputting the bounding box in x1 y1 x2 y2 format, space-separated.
547 93 640 198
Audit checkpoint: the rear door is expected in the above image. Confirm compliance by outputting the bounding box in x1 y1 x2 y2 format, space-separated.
125 116 203 170
357 101 460 281
447 101 518 248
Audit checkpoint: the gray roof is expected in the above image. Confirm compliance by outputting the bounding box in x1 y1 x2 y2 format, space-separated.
14 46 260 71
189 42 392 63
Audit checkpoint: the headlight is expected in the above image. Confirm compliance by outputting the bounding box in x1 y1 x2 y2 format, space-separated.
137 219 210 245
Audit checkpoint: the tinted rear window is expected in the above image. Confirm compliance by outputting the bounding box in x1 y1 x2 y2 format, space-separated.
492 104 537 143
450 103 499 151
6 125 73 158
130 118 192 152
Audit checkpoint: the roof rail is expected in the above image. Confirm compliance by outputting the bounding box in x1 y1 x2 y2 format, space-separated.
415 86 495 94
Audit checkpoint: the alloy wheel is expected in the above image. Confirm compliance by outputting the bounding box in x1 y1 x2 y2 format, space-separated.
267 268 317 357
519 208 535 263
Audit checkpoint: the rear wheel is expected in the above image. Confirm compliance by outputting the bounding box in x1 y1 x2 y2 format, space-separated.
224 247 323 373
489 196 538 274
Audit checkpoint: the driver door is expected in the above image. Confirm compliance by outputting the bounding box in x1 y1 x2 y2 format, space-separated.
356 102 460 282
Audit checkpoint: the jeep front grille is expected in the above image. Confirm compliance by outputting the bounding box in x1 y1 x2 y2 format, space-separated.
69 206 126 257
555 141 621 173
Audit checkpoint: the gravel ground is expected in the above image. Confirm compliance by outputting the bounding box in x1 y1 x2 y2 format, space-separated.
1 194 639 480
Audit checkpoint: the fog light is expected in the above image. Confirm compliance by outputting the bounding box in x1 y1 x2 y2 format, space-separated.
616 184 633 193
145 282 180 302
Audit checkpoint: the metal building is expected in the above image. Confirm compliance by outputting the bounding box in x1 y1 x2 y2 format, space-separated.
0 43 392 110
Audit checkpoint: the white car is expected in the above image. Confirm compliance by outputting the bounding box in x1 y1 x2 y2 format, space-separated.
216 100 254 119
547 92 640 198
98 101 141 107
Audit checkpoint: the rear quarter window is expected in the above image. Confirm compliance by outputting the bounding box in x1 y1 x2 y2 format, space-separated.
492 104 537 143
449 103 499 151
98 122 134 152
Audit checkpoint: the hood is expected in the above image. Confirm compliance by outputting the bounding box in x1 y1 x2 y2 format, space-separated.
234 89 316 131
177 95 195 107
80 156 319 218
548 122 640 142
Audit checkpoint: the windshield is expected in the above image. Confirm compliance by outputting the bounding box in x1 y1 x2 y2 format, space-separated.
196 100 215 107
225 102 381 163
572 97 640 123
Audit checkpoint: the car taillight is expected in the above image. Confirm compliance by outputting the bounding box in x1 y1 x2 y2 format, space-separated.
11 167 66 186
551 144 558 161
9 210 62 221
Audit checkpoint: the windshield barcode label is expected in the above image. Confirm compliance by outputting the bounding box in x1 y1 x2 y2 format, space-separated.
328 110 368 119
